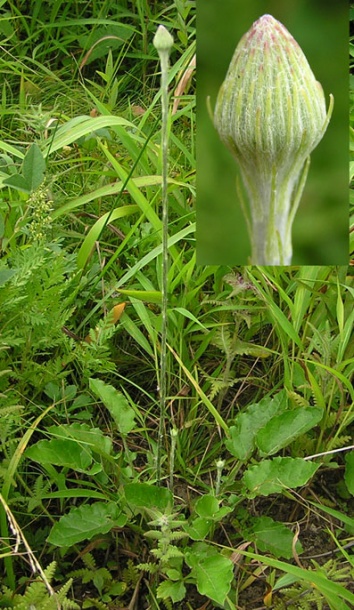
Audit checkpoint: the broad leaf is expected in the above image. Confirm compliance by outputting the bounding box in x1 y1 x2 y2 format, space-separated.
124 483 172 511
194 494 232 521
251 516 303 559
225 390 287 460
25 438 92 472
47 423 112 457
242 457 319 497
3 173 30 193
89 377 136 434
194 495 219 518
182 517 212 541
188 554 233 605
47 501 127 546
22 143 46 191
256 407 323 456
78 24 133 64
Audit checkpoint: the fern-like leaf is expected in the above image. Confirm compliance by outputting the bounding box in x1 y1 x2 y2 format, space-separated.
288 391 309 408
82 552 97 570
28 474 51 512
122 560 139 586
162 598 173 610
0 562 79 610
211 327 235 358
137 562 159 574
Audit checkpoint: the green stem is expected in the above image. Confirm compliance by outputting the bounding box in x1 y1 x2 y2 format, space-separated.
169 428 178 491
153 25 174 485
244 159 310 265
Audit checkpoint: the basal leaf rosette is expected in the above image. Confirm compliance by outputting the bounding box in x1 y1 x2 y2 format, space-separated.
214 14 333 265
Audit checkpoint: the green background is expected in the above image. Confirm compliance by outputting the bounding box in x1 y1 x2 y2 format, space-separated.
196 0 348 265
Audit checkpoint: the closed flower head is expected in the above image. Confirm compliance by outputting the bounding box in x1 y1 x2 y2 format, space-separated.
214 14 333 265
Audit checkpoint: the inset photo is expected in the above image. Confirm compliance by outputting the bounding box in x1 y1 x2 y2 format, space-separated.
197 0 348 265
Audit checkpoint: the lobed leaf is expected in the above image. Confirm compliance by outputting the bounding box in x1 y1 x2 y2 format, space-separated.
157 579 186 602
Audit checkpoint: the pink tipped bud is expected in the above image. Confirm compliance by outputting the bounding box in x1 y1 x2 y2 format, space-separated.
214 15 333 265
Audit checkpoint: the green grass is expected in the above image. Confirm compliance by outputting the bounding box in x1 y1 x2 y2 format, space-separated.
0 1 353 609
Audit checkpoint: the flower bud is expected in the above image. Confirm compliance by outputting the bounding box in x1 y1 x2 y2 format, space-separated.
214 14 333 265
153 24 174 54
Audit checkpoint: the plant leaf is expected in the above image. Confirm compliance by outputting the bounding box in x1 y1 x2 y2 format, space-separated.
89 377 136 435
76 205 138 269
194 495 219 518
3 173 30 193
157 580 186 603
242 457 320 497
25 438 92 472
0 268 17 286
78 24 133 65
22 143 46 191
188 555 233 605
256 407 323 456
182 517 213 541
46 423 113 457
124 483 172 511
251 516 303 559
47 502 126 546
225 390 287 460
194 494 232 521
240 549 354 607
344 451 354 496
117 288 162 304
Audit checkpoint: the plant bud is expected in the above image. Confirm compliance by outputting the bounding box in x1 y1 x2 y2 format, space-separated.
153 24 174 54
214 14 333 265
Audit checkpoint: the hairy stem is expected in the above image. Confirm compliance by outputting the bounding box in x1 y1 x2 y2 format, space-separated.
153 25 173 485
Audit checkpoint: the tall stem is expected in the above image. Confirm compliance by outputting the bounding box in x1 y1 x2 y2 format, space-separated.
153 25 173 485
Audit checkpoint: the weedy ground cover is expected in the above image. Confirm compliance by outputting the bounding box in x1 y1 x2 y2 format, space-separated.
0 1 353 609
